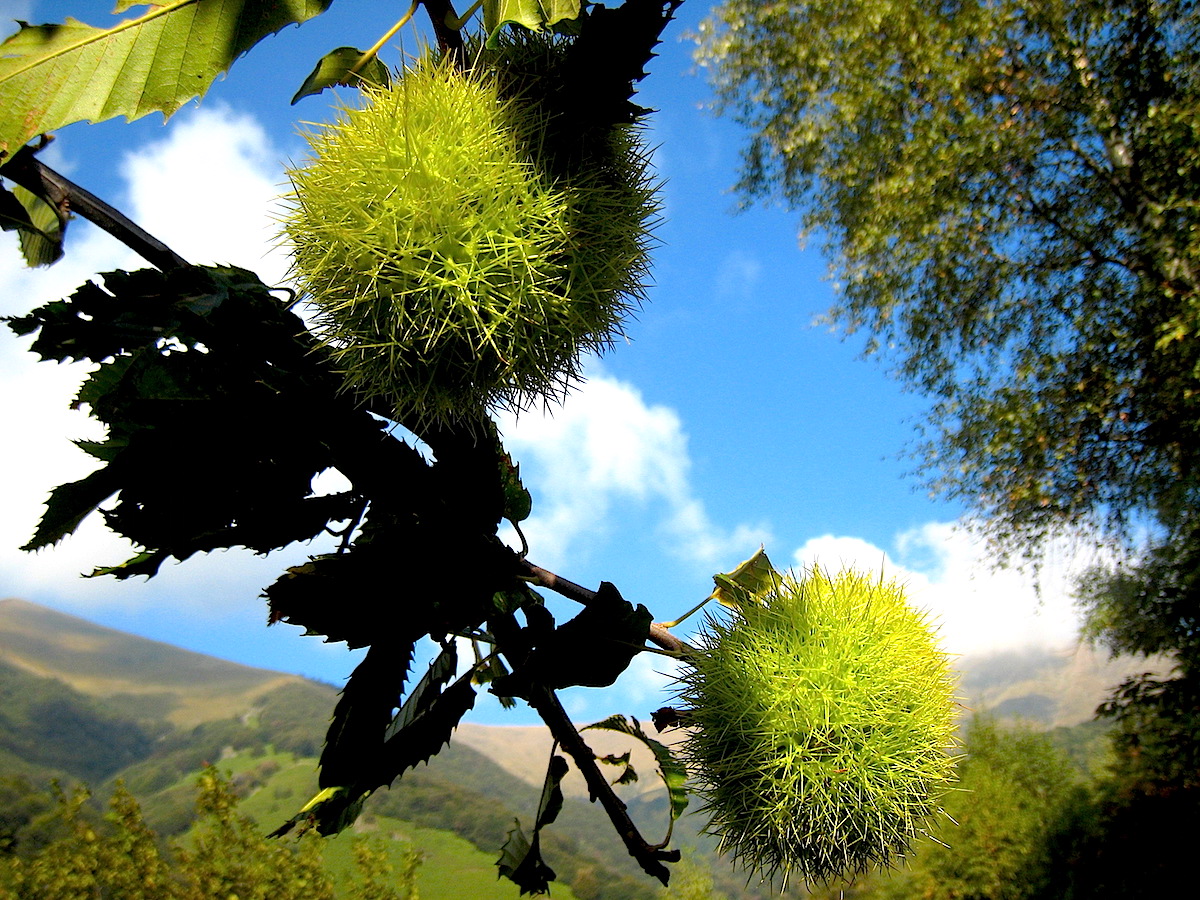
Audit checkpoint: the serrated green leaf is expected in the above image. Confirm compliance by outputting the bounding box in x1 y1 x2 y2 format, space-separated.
499 450 532 523
87 549 170 580
291 46 390 105
483 0 583 40
584 714 689 841
710 545 780 609
0 184 31 230
0 182 65 266
0 1 333 157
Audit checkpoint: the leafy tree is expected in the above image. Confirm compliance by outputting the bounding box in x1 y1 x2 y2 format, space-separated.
175 768 336 900
654 857 729 900
695 0 1200 792
0 770 420 899
695 0 1200 549
345 836 421 900
875 718 1083 900
0 0 962 893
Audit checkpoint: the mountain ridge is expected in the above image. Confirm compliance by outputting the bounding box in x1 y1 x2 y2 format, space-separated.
0 597 313 727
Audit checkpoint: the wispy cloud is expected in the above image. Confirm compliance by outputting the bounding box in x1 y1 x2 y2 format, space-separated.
792 522 1097 657
120 104 291 284
497 370 771 572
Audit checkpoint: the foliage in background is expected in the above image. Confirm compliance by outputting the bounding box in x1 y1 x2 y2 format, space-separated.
695 0 1200 553
696 0 1200 833
0 769 419 900
877 718 1083 900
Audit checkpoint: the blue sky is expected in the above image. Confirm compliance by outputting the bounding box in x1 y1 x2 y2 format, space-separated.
1 1 1093 725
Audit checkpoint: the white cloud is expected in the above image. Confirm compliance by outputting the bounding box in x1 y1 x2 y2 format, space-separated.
120 104 290 284
793 522 1092 657
497 370 770 571
1 104 295 613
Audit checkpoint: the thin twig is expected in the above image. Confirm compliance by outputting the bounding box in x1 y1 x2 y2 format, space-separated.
517 559 688 654
348 1 420 79
1 146 189 272
526 685 679 885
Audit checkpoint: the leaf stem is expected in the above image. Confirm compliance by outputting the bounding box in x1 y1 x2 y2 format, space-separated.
526 685 679 885
348 1 420 78
443 0 484 30
0 145 188 271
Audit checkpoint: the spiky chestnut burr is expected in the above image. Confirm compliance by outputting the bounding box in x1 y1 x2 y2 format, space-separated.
281 43 658 429
671 566 959 886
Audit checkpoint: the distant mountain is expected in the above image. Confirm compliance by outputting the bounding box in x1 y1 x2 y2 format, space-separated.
954 642 1174 728
0 597 314 727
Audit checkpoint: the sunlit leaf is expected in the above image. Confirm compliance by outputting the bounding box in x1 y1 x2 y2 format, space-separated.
0 182 64 266
291 46 390 105
499 448 533 523
483 0 584 38
0 1 333 157
710 545 780 609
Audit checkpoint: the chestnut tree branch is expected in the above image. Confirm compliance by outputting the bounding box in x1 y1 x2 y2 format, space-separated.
518 559 687 654
1 146 189 272
526 684 680 885
420 0 467 60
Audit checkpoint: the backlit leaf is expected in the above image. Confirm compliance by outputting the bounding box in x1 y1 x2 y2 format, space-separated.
291 46 390 105
0 1 333 157
0 182 64 266
584 714 688 840
483 0 584 38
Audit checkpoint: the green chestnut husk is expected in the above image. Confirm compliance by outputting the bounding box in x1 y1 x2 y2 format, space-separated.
673 566 959 886
282 38 659 428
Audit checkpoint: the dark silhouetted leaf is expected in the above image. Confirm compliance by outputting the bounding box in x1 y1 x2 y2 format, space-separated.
320 641 415 788
585 714 688 840
497 582 651 697
22 466 121 550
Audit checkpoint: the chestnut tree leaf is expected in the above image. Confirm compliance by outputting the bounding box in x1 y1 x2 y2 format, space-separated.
483 0 584 37
0 182 65 266
711 545 780 609
584 714 689 839
290 46 390 105
0 0 333 157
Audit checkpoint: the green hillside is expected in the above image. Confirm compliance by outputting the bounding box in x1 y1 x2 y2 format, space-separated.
0 597 1166 900
0 599 640 899
0 598 309 726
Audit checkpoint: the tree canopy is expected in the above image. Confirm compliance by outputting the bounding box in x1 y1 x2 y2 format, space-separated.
697 0 1200 553
696 0 1200 766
